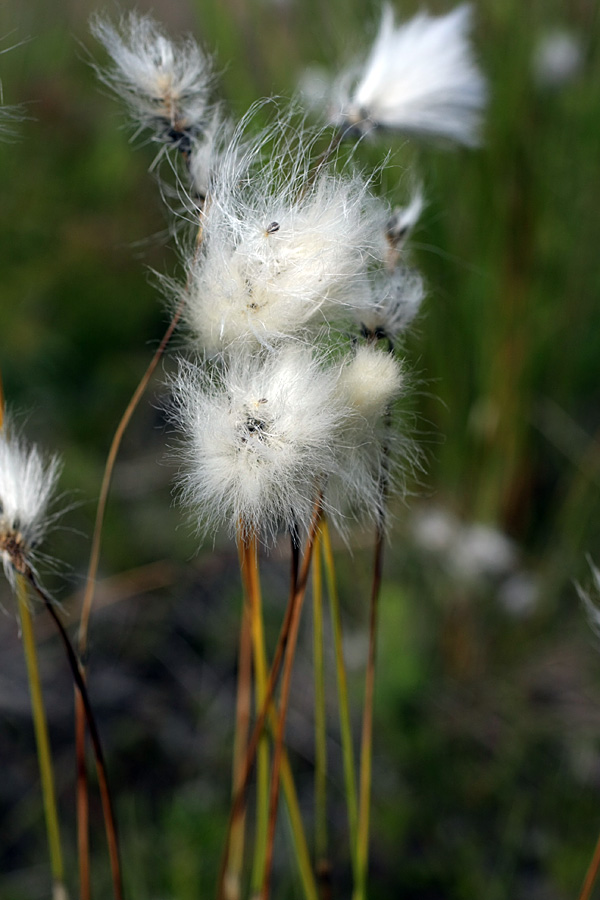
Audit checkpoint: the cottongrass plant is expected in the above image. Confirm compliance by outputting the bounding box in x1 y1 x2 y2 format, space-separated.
0 391 123 900
0 403 67 900
328 3 487 145
1 5 486 897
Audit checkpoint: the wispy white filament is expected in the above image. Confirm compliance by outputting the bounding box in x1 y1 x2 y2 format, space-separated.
90 12 213 145
0 426 61 587
333 4 486 146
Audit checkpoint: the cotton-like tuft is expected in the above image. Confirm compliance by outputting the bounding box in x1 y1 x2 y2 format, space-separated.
180 120 385 351
0 426 61 587
172 347 350 542
338 344 404 422
332 4 486 147
90 12 213 148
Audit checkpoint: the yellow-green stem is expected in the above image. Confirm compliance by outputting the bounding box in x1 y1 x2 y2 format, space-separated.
312 531 328 869
239 533 271 896
353 525 384 900
280 755 318 900
321 521 358 881
237 532 318 900
17 577 66 897
226 601 253 900
218 506 322 900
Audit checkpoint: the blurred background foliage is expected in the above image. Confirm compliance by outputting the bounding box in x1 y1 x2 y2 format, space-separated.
1 0 600 898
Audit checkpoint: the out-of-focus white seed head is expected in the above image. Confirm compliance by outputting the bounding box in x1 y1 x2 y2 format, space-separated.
181 117 384 351
331 4 487 147
0 424 61 588
187 107 236 203
577 559 600 638
360 266 426 340
171 346 348 543
386 184 424 250
534 30 583 88
90 12 213 147
338 344 403 422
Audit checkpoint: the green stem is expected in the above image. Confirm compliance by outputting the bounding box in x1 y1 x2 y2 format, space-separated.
17 576 66 898
353 524 384 900
321 521 358 882
312 531 328 874
239 533 271 897
226 601 253 900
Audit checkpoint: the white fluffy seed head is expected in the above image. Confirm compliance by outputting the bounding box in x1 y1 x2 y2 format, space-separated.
187 107 236 202
181 117 384 352
172 346 349 543
386 185 424 250
360 266 426 340
326 344 407 531
577 559 600 639
0 426 61 588
332 4 487 147
338 344 404 422
90 12 213 146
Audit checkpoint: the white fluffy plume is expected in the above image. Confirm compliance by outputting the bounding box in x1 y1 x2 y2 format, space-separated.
181 116 385 351
90 12 213 147
0 425 61 587
333 4 486 146
172 347 349 542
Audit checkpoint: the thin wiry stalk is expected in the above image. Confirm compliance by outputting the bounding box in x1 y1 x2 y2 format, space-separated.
578 831 600 900
226 600 253 900
74 296 184 890
312 530 329 892
17 576 66 900
261 501 324 900
321 520 359 883
279 757 318 900
27 571 124 900
352 520 384 900
238 531 270 896
78 296 185 654
217 500 323 900
75 688 91 900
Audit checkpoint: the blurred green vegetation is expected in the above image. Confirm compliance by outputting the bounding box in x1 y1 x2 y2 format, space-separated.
1 0 600 898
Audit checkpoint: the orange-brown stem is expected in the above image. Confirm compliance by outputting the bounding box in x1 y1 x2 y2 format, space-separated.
579 829 600 900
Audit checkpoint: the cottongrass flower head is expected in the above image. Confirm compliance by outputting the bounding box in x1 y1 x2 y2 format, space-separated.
385 184 425 250
577 558 600 638
180 116 385 351
331 4 486 147
186 106 236 205
360 265 426 341
90 12 213 151
172 346 351 543
0 424 61 588
330 343 410 528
